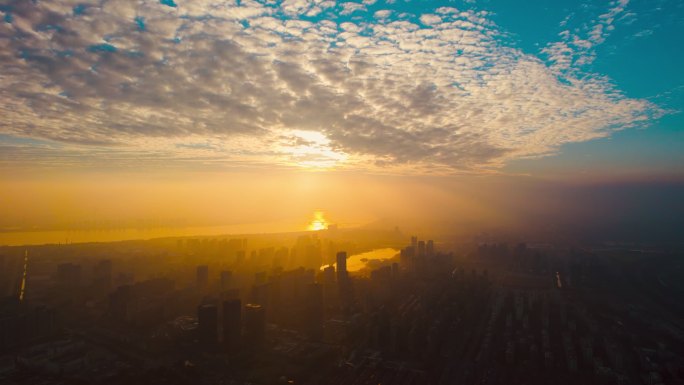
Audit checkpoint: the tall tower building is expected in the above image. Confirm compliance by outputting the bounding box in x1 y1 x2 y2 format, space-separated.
336 251 347 282
222 299 241 352
426 240 434 256
196 265 209 288
305 283 324 339
417 241 426 257
93 259 113 292
197 304 218 350
244 303 266 347
57 263 82 288
220 270 232 290
321 265 335 284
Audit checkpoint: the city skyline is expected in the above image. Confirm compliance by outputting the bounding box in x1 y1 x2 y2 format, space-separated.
1 2 684 384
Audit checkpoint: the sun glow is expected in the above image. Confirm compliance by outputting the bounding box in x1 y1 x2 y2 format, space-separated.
283 130 347 170
307 210 328 231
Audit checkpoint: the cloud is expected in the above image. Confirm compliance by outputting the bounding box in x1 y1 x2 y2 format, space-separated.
339 2 366 16
0 0 662 173
419 14 442 26
543 0 631 71
373 10 392 20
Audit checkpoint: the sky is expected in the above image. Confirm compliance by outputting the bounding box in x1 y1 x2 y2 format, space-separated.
0 0 683 238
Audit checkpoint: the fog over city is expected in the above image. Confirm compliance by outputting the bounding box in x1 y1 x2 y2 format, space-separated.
1 0 683 384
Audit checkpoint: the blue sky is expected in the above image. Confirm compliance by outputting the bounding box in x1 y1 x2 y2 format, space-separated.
0 0 682 180
483 0 684 179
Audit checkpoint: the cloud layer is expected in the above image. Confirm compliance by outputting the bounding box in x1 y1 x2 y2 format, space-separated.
0 0 661 172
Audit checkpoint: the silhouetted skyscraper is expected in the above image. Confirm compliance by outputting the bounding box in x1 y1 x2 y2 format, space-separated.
426 240 434 256
197 265 209 288
220 270 232 290
57 263 82 288
222 299 241 352
305 283 324 339
198 304 218 350
417 241 426 257
322 265 335 284
93 259 112 292
108 285 131 321
336 251 347 282
244 303 265 347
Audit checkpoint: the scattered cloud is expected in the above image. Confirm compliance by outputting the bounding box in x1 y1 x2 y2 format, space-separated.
0 0 662 173
419 14 442 26
339 2 366 16
374 10 392 20
543 0 632 71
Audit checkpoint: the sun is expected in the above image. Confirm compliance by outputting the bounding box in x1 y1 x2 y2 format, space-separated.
307 210 328 231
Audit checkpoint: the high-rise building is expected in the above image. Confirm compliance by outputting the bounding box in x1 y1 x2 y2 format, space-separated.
93 259 113 292
108 285 131 321
417 241 426 257
222 299 241 352
244 303 265 347
254 271 267 285
305 283 324 339
336 251 347 282
57 263 82 288
321 265 335 284
250 283 270 307
197 304 218 350
426 240 434 256
220 270 232 290
197 265 209 288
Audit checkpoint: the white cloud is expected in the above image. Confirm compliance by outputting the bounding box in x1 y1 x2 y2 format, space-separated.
339 2 366 16
0 0 661 173
543 0 631 71
374 10 392 20
419 14 442 26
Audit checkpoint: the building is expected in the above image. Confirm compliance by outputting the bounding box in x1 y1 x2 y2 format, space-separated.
417 241 426 257
57 263 82 288
244 303 265 347
304 283 324 339
220 270 232 290
197 304 218 350
196 265 209 288
92 259 112 292
336 251 347 282
222 299 241 352
321 265 335 284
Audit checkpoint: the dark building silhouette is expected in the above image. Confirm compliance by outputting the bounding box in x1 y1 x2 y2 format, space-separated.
220 270 232 290
336 251 347 282
304 283 324 339
322 265 335 284
417 241 426 257
108 285 131 321
250 283 269 307
57 263 82 288
0 303 57 351
196 265 209 288
93 259 113 292
222 299 241 352
244 303 265 348
197 304 218 350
